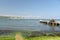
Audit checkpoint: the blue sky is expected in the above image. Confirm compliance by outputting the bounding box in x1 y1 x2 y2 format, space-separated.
0 0 60 19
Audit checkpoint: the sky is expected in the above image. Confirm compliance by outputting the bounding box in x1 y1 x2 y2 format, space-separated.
0 0 60 19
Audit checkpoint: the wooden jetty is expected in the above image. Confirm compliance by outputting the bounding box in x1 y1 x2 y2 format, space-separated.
40 19 60 26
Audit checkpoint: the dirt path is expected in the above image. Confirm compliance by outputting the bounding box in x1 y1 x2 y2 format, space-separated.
15 33 24 40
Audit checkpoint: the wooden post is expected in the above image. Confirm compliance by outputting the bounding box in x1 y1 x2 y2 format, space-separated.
52 23 54 26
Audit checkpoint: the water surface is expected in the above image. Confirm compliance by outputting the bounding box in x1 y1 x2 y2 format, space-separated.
0 19 60 31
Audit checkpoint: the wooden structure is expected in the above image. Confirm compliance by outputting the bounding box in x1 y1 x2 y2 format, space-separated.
40 19 60 26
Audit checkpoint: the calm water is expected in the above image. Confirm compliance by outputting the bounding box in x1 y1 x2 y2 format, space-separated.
0 19 60 31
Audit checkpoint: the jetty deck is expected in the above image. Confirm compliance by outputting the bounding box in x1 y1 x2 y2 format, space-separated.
40 20 60 26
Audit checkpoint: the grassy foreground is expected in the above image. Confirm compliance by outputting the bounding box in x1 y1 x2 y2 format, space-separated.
0 36 15 40
0 31 60 40
0 35 60 40
0 36 60 40
25 36 60 40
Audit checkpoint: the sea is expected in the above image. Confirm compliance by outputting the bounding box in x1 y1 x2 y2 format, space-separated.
0 18 60 32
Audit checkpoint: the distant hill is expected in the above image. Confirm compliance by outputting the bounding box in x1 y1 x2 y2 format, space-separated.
0 16 24 19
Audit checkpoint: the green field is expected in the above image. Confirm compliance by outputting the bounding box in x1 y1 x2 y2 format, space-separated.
0 31 60 40
25 36 60 40
0 36 60 40
0 36 15 40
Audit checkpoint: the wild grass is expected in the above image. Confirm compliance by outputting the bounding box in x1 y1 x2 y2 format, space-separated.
0 36 60 40
25 36 60 40
0 36 15 40
0 31 60 40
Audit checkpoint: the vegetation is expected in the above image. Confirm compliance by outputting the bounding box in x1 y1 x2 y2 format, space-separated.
0 36 60 40
0 36 15 40
25 36 60 40
0 31 60 40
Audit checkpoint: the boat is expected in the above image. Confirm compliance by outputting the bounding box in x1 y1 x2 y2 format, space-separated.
40 19 60 26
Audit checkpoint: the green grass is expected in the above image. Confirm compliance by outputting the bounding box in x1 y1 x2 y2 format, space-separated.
0 32 15 40
0 36 15 40
0 31 60 40
25 36 60 40
0 36 60 40
0 35 60 40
